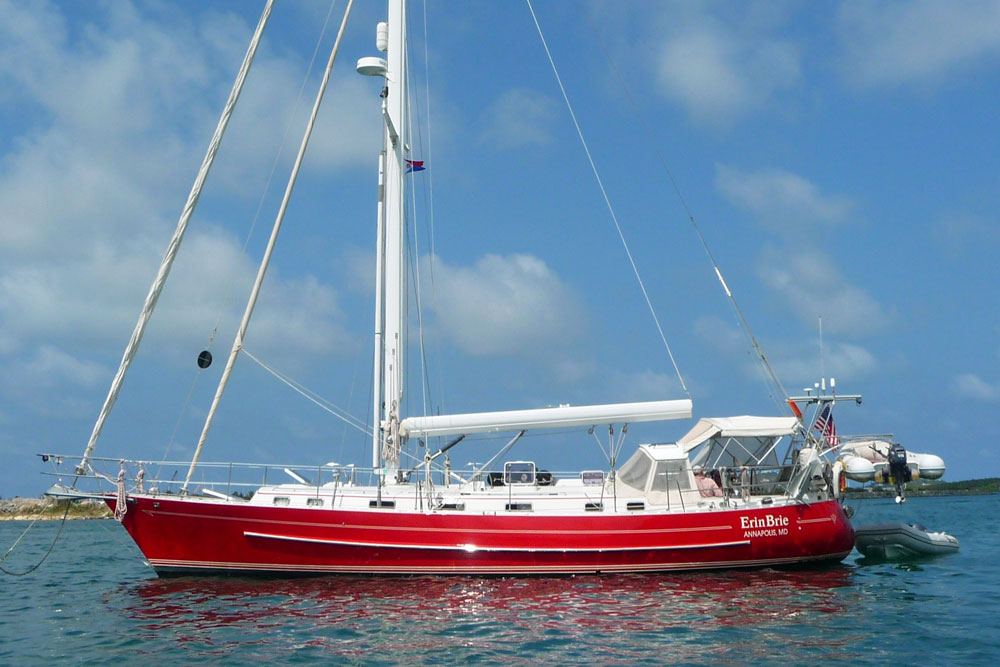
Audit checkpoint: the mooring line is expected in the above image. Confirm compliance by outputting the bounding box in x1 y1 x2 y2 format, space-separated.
0 501 71 576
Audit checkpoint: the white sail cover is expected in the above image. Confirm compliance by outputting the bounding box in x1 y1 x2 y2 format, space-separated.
400 399 693 439
677 416 800 453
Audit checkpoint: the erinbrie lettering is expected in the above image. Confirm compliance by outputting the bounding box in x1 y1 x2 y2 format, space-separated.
740 513 791 538
740 514 790 530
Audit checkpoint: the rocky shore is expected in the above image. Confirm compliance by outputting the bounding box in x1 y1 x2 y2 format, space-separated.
0 497 112 520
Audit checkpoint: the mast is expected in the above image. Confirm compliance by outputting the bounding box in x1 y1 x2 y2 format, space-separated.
360 0 407 471
383 0 407 471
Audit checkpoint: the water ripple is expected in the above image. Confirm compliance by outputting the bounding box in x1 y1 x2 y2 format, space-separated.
1 495 997 664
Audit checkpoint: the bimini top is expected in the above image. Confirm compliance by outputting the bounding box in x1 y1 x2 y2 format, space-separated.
677 416 800 453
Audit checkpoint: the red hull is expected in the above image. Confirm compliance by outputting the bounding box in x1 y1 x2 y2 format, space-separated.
106 495 855 576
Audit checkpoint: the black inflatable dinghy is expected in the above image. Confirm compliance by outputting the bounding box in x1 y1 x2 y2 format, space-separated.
854 522 959 559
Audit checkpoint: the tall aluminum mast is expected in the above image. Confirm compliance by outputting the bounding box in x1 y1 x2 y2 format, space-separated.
359 0 407 470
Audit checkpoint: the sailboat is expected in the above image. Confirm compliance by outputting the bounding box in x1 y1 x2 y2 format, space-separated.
41 0 860 575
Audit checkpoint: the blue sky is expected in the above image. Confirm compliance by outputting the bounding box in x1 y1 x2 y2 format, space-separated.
1 0 999 497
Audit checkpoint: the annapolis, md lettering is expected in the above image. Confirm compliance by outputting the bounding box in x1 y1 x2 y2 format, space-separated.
740 513 790 538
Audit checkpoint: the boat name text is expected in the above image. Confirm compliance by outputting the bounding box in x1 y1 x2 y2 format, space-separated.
741 513 790 538
740 514 789 530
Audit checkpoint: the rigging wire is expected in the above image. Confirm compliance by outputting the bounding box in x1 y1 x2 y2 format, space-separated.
159 0 344 468
419 0 447 417
78 0 276 476
403 58 431 421
400 0 443 434
580 8 792 412
524 0 690 400
184 0 357 490
242 348 372 437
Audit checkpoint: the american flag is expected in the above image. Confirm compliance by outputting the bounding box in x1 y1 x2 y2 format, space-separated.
814 404 838 446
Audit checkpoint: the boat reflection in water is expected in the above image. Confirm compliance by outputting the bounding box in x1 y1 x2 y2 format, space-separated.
123 568 853 661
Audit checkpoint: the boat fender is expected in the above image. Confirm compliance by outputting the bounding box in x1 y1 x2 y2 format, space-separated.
832 459 846 497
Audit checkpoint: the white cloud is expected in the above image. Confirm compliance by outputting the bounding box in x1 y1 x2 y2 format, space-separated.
770 341 877 387
478 89 557 149
608 369 687 403
20 345 106 389
694 316 746 356
694 316 877 387
0 3 357 370
0 345 107 420
423 253 583 356
715 165 853 231
653 12 800 126
757 248 891 336
953 373 1000 402
836 0 1000 87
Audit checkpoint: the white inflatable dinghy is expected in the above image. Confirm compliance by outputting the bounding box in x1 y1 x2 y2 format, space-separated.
854 522 959 559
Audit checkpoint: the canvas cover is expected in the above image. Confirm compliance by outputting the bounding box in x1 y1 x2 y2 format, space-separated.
677 416 800 453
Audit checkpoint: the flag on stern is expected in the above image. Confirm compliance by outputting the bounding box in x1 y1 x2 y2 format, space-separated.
814 404 838 446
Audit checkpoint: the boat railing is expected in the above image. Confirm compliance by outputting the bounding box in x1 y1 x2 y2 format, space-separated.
40 454 816 506
692 464 800 500
39 453 390 499
40 454 591 499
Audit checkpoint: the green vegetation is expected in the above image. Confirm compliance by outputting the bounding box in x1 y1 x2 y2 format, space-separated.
0 498 112 520
844 477 1000 498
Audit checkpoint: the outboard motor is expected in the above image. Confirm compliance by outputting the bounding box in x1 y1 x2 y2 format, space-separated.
888 442 911 503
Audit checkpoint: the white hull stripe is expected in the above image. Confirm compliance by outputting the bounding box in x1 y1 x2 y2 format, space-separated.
243 530 750 552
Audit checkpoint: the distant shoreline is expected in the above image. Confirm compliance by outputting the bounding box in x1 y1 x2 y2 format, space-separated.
844 477 1000 499
0 497 112 521
842 488 998 499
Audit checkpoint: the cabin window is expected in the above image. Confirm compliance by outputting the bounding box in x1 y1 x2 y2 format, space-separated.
504 461 536 485
650 461 692 492
273 496 290 506
618 452 652 490
581 471 605 485
505 502 532 511
306 497 323 507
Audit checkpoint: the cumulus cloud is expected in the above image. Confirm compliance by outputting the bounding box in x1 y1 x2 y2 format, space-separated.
770 341 877 386
693 316 877 387
607 369 687 403
0 345 107 420
478 89 557 149
757 248 892 336
17 345 106 389
836 0 1000 87
422 253 583 356
652 11 800 126
953 373 1000 402
0 2 361 406
715 165 854 231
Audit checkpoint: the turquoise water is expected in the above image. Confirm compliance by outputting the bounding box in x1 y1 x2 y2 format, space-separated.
1 495 997 664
